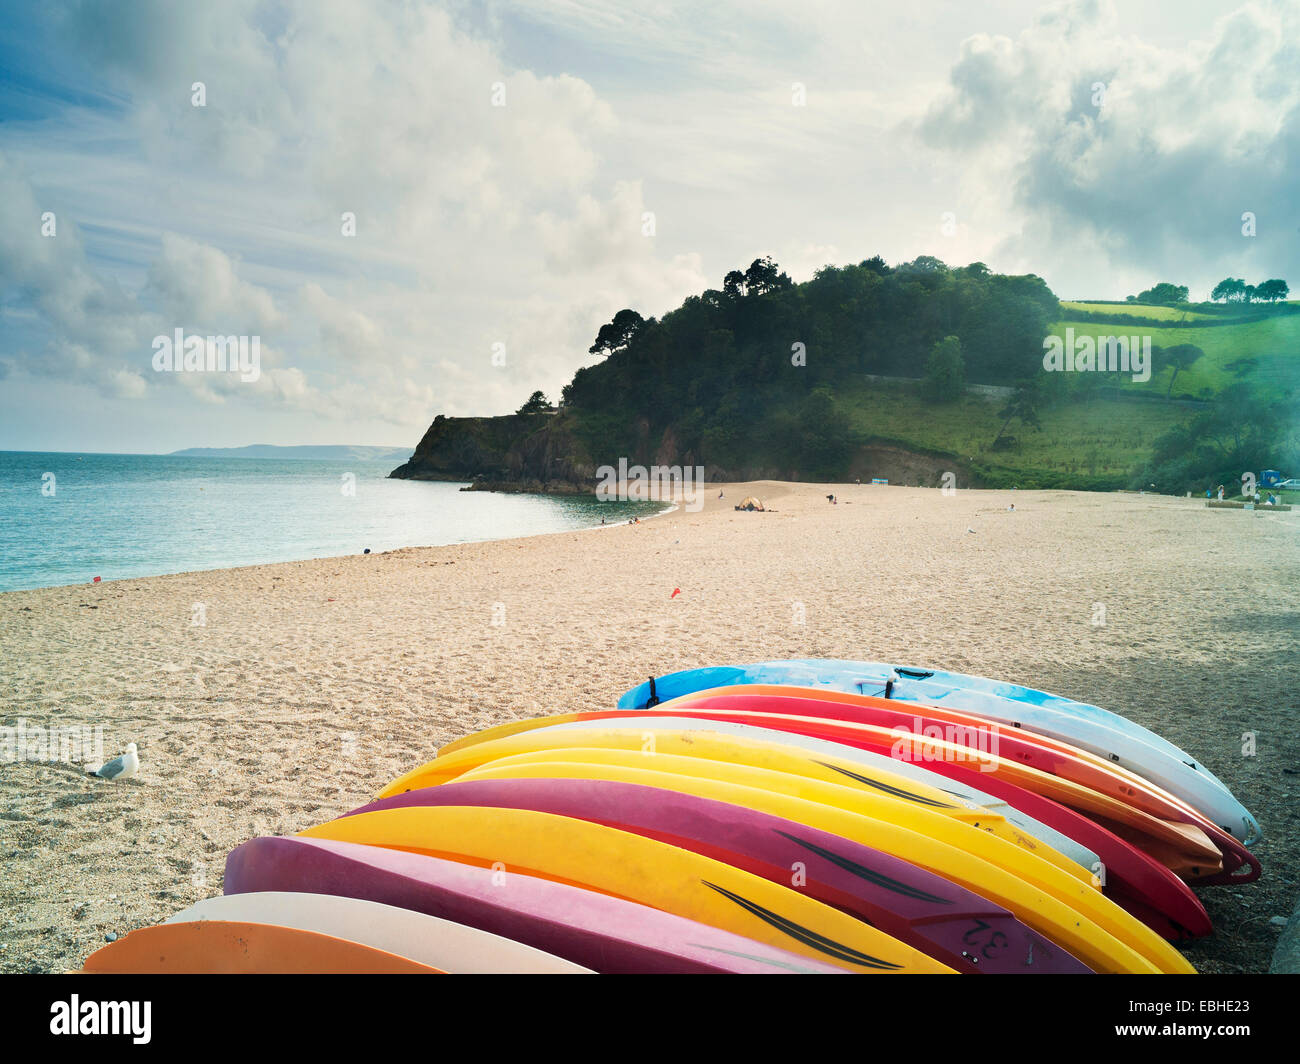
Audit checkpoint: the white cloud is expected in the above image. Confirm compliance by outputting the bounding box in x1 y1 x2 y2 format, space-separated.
914 0 1300 296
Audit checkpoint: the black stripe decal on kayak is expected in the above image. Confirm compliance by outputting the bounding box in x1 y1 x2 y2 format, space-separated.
701 881 905 970
814 761 956 808
772 829 954 905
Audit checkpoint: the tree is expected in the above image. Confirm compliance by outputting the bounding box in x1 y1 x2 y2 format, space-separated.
588 308 646 357
1210 278 1246 303
1134 282 1189 304
1257 279 1289 303
1154 343 1204 399
722 270 746 299
742 256 791 297
924 335 965 401
901 255 948 274
516 390 550 415
992 378 1043 449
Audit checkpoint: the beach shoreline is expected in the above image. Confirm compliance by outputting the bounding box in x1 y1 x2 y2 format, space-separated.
2 482 1297 973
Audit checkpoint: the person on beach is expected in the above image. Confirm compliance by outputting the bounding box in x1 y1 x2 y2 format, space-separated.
1217 484 1225 501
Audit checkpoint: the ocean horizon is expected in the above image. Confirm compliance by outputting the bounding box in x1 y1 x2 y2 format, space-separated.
0 450 665 593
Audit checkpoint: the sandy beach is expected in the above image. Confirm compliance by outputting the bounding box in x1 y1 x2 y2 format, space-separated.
2 482 1297 974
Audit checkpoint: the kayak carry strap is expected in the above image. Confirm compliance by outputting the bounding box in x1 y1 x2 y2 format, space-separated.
646 676 660 708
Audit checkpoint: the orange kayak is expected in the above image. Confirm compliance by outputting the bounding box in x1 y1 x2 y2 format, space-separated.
82 920 444 974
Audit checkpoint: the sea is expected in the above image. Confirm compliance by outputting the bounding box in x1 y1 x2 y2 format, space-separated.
0 451 666 593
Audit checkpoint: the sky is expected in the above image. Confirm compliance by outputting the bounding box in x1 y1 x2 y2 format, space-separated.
0 0 1296 453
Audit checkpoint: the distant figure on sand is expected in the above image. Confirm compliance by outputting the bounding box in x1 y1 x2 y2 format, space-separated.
1217 484 1225 501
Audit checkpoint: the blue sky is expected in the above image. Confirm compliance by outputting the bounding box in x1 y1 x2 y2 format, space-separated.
1 0 1296 453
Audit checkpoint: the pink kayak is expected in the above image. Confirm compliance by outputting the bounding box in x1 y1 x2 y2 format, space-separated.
223 835 850 974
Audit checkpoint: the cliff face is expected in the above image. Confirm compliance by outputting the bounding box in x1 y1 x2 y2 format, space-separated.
391 409 987 492
388 411 599 491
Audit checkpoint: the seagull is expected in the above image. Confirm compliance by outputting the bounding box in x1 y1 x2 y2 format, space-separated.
86 743 139 780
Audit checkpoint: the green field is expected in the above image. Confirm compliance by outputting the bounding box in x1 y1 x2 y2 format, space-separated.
1046 313 1300 399
838 302 1299 487
840 380 1185 484
1060 301 1222 321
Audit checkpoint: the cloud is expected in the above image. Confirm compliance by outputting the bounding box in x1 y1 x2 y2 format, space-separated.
146 234 282 332
915 0 1300 296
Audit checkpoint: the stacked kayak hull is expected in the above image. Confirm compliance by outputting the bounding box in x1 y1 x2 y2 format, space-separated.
85 659 1248 973
436 711 1211 941
297 804 954 972
341 776 1093 973
163 892 592 974
658 690 1258 885
617 661 1259 844
225 836 848 974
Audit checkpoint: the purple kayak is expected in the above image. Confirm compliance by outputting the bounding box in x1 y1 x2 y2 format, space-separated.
224 835 849 974
341 778 1094 974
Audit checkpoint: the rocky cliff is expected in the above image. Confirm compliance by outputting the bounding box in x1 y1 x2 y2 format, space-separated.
388 411 599 492
390 409 986 492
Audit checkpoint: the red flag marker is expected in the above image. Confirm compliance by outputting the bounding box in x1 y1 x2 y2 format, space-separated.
670 587 681 598
92 576 101 583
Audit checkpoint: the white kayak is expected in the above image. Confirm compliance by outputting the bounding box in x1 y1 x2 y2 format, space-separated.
166 892 593 974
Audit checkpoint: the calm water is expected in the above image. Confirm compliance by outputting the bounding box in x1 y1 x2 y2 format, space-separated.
0 452 665 593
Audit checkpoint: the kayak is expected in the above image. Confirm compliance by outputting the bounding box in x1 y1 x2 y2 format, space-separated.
298 805 954 972
387 726 1093 883
438 712 1209 939
404 723 1215 881
663 690 1258 885
224 835 849 974
439 712 1102 875
341 776 1093 974
164 891 591 974
81 919 442 974
445 749 1190 973
617 661 1259 844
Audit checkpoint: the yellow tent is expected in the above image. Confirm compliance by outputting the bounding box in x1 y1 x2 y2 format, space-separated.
735 496 765 511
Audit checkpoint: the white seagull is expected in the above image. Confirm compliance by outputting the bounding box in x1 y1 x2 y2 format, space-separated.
86 743 139 780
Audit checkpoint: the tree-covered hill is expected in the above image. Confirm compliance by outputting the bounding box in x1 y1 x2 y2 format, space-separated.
392 256 1299 494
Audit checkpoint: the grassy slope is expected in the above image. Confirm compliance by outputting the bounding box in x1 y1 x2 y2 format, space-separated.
1048 309 1300 398
841 381 1182 483
837 305 1297 486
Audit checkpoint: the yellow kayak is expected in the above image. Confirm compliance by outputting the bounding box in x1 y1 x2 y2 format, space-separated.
443 746 1193 974
384 726 1092 885
299 805 952 973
